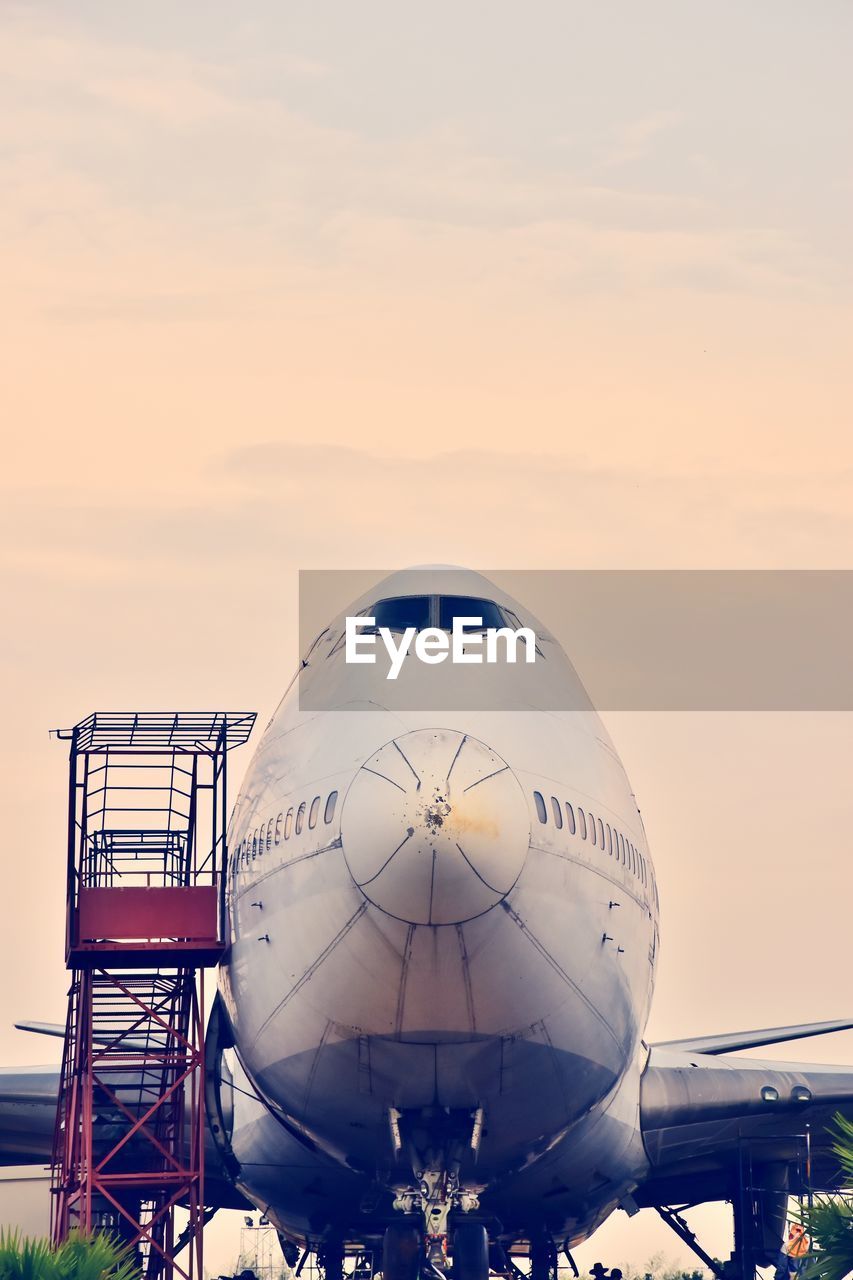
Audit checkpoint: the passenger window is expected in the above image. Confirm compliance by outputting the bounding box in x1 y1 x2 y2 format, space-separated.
551 797 563 828
565 802 576 835
296 802 306 835
597 817 605 848
534 791 547 823
309 796 320 829
578 807 587 839
590 813 597 846
606 824 612 855
274 813 283 845
284 808 293 840
251 832 257 859
324 791 338 824
266 819 273 851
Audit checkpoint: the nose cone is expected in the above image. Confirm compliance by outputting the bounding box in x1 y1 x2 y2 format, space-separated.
341 729 530 925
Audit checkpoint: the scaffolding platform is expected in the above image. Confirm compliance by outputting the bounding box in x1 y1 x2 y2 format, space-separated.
51 710 255 1280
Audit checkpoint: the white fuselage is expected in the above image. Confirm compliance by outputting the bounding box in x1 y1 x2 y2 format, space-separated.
218 571 660 1244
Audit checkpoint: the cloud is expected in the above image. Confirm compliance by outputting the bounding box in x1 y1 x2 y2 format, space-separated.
598 110 682 170
0 4 838 310
5 445 853 603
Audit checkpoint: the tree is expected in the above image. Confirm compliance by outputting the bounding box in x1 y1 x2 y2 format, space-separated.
801 1114 853 1280
620 1253 713 1280
0 1230 140 1280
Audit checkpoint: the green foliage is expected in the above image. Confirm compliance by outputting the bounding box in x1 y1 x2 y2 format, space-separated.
0 1231 54 1280
0 1231 139 1280
800 1198 853 1280
800 1113 853 1280
830 1114 853 1187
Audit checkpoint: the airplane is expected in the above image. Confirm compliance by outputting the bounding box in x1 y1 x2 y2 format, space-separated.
3 568 853 1280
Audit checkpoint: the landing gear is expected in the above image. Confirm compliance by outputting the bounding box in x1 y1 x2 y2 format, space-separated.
529 1232 558 1280
452 1222 489 1280
277 1234 301 1270
382 1219 423 1280
487 1241 509 1276
318 1236 344 1280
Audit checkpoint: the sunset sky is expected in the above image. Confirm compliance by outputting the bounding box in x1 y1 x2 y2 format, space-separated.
3 1 853 1270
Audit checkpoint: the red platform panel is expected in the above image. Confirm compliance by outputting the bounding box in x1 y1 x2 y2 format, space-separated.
76 886 219 944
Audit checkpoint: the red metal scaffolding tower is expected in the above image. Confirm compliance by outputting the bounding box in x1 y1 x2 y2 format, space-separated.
51 711 255 1280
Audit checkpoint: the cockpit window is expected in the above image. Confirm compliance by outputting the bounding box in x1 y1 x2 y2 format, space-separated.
438 596 506 631
327 590 537 659
371 596 431 632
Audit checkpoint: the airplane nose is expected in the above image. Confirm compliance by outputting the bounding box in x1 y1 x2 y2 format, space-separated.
340 729 530 925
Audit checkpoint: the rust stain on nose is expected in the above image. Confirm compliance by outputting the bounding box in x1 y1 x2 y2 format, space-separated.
450 808 499 839
422 793 499 840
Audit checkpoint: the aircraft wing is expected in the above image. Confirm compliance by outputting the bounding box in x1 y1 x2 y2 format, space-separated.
652 1018 853 1058
636 1043 853 1222
0 1062 249 1209
0 1065 59 1166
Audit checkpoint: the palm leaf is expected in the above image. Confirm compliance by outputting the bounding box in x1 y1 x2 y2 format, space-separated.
0 1231 138 1280
800 1113 853 1280
0 1229 59 1280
